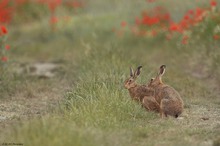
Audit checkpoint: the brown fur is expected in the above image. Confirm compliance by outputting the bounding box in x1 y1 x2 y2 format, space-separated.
148 65 184 118
124 66 160 112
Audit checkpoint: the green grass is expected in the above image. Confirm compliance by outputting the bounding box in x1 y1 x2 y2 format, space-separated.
1 0 220 146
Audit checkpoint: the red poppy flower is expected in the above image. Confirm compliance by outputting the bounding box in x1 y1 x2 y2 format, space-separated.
1 26 8 34
149 17 160 25
147 0 155 3
50 16 58 24
170 23 178 31
182 36 189 44
163 13 171 21
169 23 182 32
112 27 116 32
135 17 141 25
180 20 189 30
1 56 8 62
48 0 62 12
184 15 190 20
188 10 194 15
213 35 220 40
121 21 127 27
210 1 217 7
5 45 10 50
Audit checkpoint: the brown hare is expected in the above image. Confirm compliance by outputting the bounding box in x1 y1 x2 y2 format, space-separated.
124 66 160 112
148 65 184 118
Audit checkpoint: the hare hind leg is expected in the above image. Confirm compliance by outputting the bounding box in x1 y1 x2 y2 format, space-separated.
142 96 160 112
159 99 168 118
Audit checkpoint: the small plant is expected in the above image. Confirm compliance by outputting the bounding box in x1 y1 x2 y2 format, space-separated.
0 25 9 72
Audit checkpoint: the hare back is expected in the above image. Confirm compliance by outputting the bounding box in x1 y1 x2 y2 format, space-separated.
163 86 184 106
129 85 154 102
155 85 183 102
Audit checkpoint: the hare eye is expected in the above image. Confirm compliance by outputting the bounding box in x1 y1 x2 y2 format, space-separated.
129 79 132 83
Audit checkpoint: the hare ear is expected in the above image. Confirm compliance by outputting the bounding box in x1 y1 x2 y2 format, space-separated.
130 67 134 77
148 78 154 85
157 65 166 76
150 78 155 83
134 66 142 77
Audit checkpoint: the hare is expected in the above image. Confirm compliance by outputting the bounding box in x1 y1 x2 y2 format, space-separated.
148 65 184 118
124 66 160 112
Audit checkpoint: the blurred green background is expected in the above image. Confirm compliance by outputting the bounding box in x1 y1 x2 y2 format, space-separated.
0 0 220 146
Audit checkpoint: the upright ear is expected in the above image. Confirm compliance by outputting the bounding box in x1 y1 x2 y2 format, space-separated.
150 78 155 84
134 66 142 78
147 78 155 86
157 65 166 77
130 67 134 77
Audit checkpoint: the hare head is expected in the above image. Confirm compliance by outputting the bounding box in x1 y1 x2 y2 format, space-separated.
148 65 166 87
124 66 142 89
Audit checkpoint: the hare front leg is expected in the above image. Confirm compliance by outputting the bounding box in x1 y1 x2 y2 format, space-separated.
160 108 165 118
159 101 167 118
